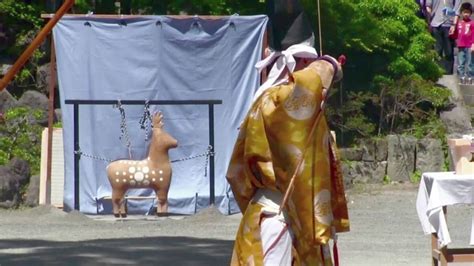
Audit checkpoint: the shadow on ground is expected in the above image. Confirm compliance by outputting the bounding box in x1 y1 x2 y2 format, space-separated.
0 236 233 265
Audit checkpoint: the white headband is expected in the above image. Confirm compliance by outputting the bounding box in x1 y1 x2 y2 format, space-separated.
253 43 319 102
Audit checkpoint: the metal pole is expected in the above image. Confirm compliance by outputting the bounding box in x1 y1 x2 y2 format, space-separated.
73 103 80 210
209 103 216 205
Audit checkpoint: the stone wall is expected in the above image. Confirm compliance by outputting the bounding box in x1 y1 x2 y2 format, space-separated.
339 135 446 187
0 89 53 208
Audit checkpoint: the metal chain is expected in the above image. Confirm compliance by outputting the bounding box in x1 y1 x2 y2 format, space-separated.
114 100 132 159
74 149 112 162
170 145 214 163
171 145 214 177
76 145 215 175
203 145 211 177
138 99 153 141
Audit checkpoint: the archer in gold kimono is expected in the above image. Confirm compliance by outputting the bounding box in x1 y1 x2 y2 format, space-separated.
226 51 350 265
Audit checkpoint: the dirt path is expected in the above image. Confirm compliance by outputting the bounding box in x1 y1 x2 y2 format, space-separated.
0 183 472 265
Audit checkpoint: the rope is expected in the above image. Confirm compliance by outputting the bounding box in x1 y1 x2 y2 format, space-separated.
114 100 132 159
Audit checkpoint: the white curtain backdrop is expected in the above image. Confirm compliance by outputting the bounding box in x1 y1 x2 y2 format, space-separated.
53 15 267 214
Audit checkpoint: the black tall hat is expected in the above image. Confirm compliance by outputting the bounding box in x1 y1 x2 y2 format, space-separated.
266 0 314 51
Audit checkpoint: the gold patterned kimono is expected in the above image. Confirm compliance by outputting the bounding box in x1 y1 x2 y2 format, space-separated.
226 66 350 265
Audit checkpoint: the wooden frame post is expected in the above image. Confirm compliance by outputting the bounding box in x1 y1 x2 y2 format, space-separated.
431 206 474 265
46 34 57 204
0 0 75 91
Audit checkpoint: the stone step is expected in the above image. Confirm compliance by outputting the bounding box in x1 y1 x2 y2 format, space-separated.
439 75 474 134
465 104 474 117
459 81 474 119
459 83 474 105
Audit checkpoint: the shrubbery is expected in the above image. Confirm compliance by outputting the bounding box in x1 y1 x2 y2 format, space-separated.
0 107 43 174
317 0 450 145
0 0 454 156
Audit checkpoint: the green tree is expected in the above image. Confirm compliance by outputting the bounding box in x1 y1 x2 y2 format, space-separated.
1 0 451 147
306 0 449 144
302 0 443 86
0 107 43 174
0 0 46 95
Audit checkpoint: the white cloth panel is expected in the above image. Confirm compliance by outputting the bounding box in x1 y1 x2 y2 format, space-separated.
53 15 267 214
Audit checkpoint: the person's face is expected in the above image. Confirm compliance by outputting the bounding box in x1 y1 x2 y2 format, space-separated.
462 10 472 20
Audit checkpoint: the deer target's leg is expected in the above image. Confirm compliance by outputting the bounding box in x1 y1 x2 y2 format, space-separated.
119 196 127 218
155 189 169 216
111 189 124 218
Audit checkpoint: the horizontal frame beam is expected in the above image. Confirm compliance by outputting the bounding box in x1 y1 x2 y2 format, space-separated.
64 99 222 105
65 99 222 211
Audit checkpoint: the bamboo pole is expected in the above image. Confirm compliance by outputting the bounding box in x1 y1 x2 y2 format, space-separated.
317 0 323 55
0 0 75 91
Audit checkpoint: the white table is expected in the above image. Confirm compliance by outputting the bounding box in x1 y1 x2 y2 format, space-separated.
416 172 474 265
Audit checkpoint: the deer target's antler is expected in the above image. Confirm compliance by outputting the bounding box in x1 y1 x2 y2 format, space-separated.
152 112 164 128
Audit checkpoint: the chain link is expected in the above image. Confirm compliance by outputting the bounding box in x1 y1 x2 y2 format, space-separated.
74 150 112 162
114 100 132 158
75 145 215 176
203 145 211 177
76 99 215 177
171 145 214 177
170 145 214 163
138 99 153 141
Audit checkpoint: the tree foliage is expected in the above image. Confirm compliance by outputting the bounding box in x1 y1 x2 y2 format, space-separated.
0 107 43 174
0 0 46 95
309 0 449 145
70 0 264 15
0 0 451 147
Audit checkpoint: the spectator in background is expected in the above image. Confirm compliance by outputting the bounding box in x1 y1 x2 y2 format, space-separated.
454 2 474 83
416 0 428 19
426 0 461 74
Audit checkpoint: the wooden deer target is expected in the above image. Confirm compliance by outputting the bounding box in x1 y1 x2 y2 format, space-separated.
106 112 178 217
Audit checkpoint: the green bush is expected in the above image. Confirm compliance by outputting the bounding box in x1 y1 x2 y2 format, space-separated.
0 107 43 174
410 170 422 183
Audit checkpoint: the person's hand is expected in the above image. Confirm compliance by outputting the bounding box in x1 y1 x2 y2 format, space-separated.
307 58 337 89
449 25 455 35
264 47 272 58
471 44 474 52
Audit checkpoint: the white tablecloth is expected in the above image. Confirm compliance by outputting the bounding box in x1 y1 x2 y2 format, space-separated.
416 172 474 247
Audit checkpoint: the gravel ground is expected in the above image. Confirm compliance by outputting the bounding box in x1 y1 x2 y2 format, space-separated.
0 183 473 266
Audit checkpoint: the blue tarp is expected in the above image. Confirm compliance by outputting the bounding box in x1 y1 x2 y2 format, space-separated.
53 15 267 215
